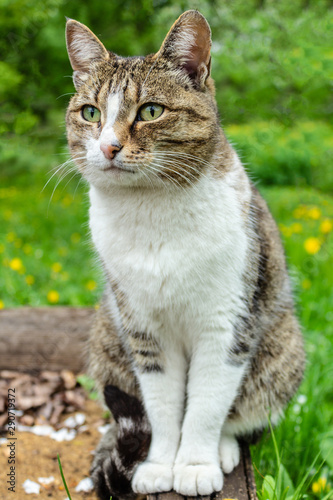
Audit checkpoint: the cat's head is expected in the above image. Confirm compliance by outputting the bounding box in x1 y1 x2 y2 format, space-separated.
65 10 227 190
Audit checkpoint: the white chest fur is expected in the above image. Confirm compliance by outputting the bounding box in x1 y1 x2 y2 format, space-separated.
89 170 250 337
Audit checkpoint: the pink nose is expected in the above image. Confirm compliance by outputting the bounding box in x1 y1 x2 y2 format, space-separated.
100 143 122 160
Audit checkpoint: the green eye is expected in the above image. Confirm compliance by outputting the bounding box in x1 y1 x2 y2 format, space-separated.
139 103 164 121
82 105 101 123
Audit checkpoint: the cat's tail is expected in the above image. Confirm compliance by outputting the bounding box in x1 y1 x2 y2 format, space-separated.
91 385 151 500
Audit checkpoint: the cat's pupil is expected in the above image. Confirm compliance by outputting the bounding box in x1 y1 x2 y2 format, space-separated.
90 108 95 118
150 106 155 117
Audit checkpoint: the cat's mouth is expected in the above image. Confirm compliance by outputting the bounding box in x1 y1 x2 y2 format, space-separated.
102 165 136 174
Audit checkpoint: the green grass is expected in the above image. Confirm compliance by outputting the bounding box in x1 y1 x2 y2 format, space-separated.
1 146 333 499
57 454 73 500
250 186 333 499
0 164 103 308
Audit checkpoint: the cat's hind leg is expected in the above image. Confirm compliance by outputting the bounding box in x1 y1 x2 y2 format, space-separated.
89 300 148 500
219 434 240 474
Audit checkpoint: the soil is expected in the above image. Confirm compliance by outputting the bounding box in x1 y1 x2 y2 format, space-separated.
0 399 103 500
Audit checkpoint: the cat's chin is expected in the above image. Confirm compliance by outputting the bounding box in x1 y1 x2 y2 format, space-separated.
101 164 137 175
85 167 152 191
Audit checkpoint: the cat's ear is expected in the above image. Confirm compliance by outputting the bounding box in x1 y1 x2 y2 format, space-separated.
156 10 212 89
66 19 110 90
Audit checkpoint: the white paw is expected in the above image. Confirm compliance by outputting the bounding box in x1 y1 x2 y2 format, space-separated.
132 461 173 494
173 463 223 496
219 435 240 474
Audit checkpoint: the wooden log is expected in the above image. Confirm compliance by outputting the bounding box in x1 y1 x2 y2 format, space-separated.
0 307 94 373
148 443 257 500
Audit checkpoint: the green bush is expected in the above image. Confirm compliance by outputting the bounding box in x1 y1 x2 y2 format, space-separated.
225 121 333 191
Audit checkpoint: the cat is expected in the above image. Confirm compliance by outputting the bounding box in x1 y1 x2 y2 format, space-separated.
65 10 305 500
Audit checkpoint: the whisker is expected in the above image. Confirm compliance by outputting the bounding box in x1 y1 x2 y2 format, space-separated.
56 92 75 100
153 151 224 178
137 165 155 189
43 156 86 192
152 157 204 183
149 162 187 190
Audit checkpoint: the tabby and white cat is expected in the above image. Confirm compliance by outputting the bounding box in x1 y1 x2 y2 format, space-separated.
65 10 305 500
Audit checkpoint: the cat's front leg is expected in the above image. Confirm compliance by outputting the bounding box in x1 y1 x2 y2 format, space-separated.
131 342 186 494
174 326 247 496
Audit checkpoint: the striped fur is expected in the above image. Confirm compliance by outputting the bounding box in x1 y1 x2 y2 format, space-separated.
65 10 305 500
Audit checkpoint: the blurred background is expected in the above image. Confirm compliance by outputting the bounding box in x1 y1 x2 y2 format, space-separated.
0 0 332 496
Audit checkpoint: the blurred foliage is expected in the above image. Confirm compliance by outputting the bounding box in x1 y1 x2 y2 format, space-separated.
0 0 332 188
225 121 333 191
1 0 332 124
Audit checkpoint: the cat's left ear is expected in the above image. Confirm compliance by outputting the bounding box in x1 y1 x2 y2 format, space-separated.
66 18 110 90
156 10 212 89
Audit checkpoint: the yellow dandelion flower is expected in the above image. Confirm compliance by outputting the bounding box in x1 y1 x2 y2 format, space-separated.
51 262 62 273
58 247 68 257
280 225 293 237
6 232 16 243
304 237 321 255
312 482 320 494
312 477 328 494
9 258 23 271
291 223 303 233
58 246 68 256
26 275 35 285
23 244 33 255
0 300 4 309
47 290 59 303
308 207 321 220
86 280 97 291
71 232 81 244
293 206 307 219
94 304 100 310
62 194 72 207
302 279 312 290
318 477 328 489
320 219 332 234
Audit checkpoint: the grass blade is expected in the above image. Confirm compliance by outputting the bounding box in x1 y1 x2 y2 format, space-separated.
57 453 72 500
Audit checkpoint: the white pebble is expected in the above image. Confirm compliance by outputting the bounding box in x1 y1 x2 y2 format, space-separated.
17 424 54 436
31 425 54 437
50 428 76 442
38 476 55 485
62 416 77 428
62 413 86 428
74 413 86 426
23 479 40 494
75 477 94 492
78 425 89 433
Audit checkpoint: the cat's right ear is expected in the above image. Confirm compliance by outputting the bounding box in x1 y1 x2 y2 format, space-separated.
156 10 212 90
66 19 110 90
